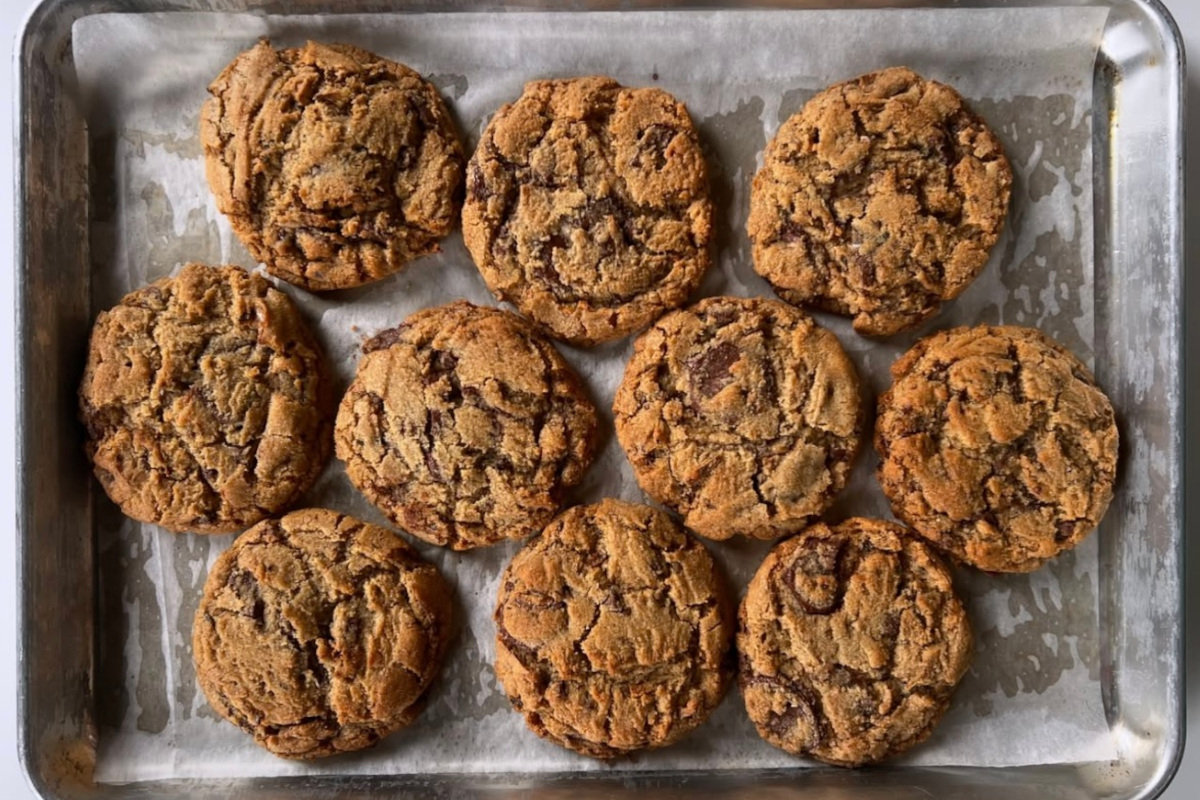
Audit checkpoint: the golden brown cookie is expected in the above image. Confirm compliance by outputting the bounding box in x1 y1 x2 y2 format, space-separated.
494 499 733 758
738 518 972 767
193 509 453 759
462 76 713 346
613 296 863 541
202 39 464 291
79 263 331 534
335 301 599 550
748 67 1013 336
875 325 1118 573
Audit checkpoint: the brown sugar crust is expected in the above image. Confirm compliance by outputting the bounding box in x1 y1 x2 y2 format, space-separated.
202 39 464 291
462 76 713 346
738 517 972 767
613 296 863 541
493 499 733 758
334 301 599 551
875 325 1119 573
748 67 1013 336
192 509 454 759
79 263 331 534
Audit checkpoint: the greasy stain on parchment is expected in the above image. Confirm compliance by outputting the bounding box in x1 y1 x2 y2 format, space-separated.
428 73 469 100
424 555 512 723
428 74 473 152
956 548 1102 716
95 501 131 731
696 97 767 296
88 132 122 315
121 123 203 159
172 534 211 719
96 501 169 735
140 181 223 283
777 86 815 123
973 94 1093 359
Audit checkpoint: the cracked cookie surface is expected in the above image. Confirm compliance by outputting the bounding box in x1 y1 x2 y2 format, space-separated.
494 499 733 758
79 263 331 534
738 517 972 767
875 325 1118 573
748 67 1012 336
462 76 713 346
613 296 863 541
202 39 464 291
334 301 599 550
193 508 453 758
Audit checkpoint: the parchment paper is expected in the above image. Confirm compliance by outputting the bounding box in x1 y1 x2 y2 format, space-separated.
72 7 1115 782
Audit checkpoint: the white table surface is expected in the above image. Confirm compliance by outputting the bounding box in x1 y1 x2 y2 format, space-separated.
1 1 1195 797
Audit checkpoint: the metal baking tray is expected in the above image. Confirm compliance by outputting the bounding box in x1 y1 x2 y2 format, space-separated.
15 0 1184 798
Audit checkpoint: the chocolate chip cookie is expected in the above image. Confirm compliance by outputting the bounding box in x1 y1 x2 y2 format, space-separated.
79 263 331 534
748 67 1013 336
462 76 713 346
202 39 464 291
613 296 863 541
494 499 733 758
875 325 1119 573
738 517 972 767
193 508 454 759
335 301 599 550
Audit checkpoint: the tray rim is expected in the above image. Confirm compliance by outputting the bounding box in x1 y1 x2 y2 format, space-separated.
13 1 1186 798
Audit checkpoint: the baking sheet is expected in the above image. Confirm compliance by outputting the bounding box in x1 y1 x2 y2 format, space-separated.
72 7 1114 781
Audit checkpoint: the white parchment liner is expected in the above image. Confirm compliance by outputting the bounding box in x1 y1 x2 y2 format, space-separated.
72 7 1114 781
